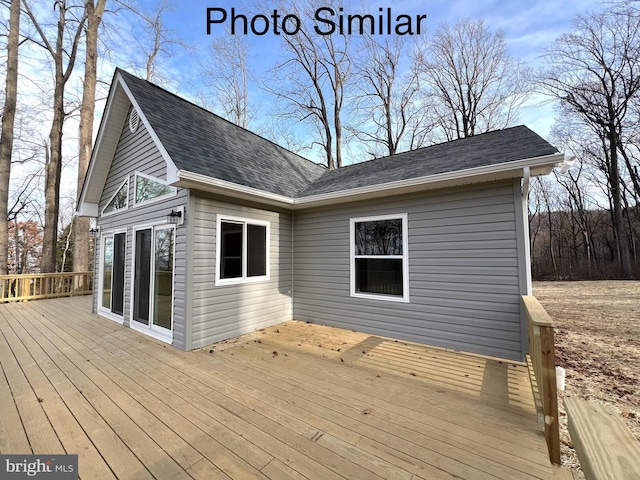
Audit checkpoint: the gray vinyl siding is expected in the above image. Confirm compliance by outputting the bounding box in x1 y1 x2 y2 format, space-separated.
190 193 292 350
95 107 188 349
293 180 525 361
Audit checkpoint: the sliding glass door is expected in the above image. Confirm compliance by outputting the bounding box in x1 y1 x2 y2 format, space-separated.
132 225 174 340
100 232 126 319
133 229 152 324
153 227 174 330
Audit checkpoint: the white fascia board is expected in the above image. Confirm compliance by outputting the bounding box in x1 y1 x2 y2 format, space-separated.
76 203 99 217
173 153 564 210
116 72 180 183
174 170 294 207
77 77 126 211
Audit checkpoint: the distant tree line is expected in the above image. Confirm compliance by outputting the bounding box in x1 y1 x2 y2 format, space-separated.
530 175 640 280
535 1 640 279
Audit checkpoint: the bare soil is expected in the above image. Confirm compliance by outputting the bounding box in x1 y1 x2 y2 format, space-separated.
533 281 640 469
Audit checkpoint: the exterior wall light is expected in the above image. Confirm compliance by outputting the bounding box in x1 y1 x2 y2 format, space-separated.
167 206 185 226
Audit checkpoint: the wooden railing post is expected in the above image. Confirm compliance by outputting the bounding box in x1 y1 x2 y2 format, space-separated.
539 323 560 465
522 295 561 465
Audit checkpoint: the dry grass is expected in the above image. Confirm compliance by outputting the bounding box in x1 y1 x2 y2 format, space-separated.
533 281 640 469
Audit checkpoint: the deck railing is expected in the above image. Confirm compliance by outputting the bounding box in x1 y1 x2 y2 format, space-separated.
522 295 561 465
0 272 93 303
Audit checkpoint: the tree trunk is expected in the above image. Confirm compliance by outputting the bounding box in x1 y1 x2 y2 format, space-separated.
334 101 342 168
41 53 65 273
14 222 21 274
0 0 21 275
26 0 87 272
608 129 632 278
74 0 107 273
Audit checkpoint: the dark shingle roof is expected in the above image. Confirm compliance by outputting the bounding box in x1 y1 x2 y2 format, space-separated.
298 127 558 197
119 70 557 200
119 69 326 198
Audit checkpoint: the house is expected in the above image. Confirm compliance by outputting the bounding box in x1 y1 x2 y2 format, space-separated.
78 69 563 361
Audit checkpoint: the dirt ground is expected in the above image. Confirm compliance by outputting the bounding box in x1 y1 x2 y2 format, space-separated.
533 281 640 469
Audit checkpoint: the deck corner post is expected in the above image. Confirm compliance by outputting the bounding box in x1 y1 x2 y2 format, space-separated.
522 295 561 465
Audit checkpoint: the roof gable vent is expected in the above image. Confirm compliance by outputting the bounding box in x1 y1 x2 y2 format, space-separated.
129 108 140 134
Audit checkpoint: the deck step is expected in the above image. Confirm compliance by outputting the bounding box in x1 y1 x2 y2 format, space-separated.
565 397 640 480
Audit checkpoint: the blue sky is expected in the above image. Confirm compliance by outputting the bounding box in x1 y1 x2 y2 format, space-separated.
10 0 608 208
138 0 604 142
3 0 603 219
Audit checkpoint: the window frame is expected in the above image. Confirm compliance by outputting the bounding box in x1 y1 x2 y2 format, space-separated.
101 177 129 217
133 171 177 208
215 215 270 286
350 213 409 303
97 228 127 324
129 221 176 345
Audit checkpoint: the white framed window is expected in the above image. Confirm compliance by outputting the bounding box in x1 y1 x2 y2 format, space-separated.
101 177 129 216
134 172 177 207
350 213 409 302
215 215 270 286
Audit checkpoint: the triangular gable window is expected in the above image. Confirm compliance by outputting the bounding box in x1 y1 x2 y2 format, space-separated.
102 178 129 215
135 172 176 205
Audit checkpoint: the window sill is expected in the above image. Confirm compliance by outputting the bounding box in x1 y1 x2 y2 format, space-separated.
215 275 270 287
351 292 410 303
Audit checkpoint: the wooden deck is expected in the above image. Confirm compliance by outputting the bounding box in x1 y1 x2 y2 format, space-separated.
0 296 560 479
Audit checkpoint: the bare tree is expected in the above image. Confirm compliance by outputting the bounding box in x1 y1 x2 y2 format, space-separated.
7 173 41 273
265 0 351 169
198 33 252 128
414 18 532 141
8 219 43 274
140 0 171 81
0 0 21 274
23 0 87 272
117 0 186 83
551 120 602 277
255 117 307 155
351 35 430 157
73 0 107 273
539 3 640 278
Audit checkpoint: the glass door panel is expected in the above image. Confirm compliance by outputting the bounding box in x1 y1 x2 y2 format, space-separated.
133 229 152 325
153 227 174 330
112 233 126 315
132 225 174 338
101 237 113 309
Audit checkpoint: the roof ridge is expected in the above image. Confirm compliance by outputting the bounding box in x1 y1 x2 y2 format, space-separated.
333 126 532 173
116 68 326 173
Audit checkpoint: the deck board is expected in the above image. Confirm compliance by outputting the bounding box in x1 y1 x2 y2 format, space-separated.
0 296 556 479
215 342 550 479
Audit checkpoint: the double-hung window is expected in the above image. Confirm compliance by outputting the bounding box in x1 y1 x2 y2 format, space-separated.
350 214 408 302
216 216 270 285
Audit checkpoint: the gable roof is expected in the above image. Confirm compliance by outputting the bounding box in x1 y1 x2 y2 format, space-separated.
298 127 558 198
79 70 563 215
117 70 326 198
